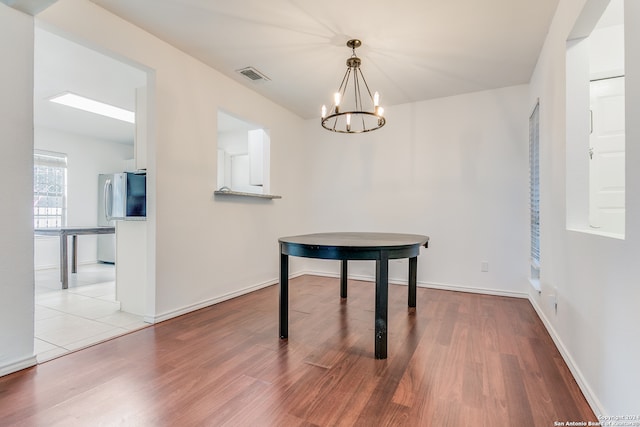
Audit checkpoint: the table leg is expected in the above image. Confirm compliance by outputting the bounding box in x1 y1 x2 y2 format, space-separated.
279 252 289 339
60 234 68 290
71 234 78 274
375 251 389 359
408 256 417 309
340 260 348 298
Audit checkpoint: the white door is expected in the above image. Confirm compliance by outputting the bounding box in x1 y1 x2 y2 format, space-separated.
589 76 625 235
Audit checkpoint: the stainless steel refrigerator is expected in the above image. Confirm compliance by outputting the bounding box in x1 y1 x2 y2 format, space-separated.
97 174 116 263
97 172 147 263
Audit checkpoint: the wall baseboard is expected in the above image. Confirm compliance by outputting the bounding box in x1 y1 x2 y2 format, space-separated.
304 270 528 299
418 279 527 299
0 355 37 377
144 270 527 325
527 293 604 416
148 271 306 324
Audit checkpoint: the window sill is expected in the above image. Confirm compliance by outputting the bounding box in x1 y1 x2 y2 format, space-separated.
213 190 281 200
566 227 625 240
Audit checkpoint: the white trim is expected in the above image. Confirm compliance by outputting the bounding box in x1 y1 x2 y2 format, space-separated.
528 294 604 416
419 280 528 299
304 270 528 299
0 355 37 377
146 270 528 325
147 272 306 324
143 270 533 328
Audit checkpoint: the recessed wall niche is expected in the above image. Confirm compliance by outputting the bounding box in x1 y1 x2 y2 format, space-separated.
565 0 625 238
216 110 275 198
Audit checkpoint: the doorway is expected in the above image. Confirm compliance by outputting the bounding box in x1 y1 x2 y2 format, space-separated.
33 27 150 361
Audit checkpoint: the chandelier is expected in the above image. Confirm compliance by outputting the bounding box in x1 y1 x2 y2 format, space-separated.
321 39 386 133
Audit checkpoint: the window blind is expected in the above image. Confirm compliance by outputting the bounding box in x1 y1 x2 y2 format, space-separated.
529 102 540 265
33 150 67 228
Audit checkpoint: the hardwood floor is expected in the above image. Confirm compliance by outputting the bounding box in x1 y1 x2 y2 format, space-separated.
0 275 595 426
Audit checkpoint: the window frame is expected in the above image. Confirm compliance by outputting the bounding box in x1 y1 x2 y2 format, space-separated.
33 150 67 229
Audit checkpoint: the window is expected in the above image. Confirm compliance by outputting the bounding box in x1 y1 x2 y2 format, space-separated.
529 101 541 285
33 151 67 228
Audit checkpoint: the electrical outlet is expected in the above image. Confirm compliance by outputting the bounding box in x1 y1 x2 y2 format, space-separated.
548 294 558 314
481 261 489 272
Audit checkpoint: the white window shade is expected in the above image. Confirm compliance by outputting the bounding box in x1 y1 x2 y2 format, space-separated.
529 102 540 265
33 150 67 228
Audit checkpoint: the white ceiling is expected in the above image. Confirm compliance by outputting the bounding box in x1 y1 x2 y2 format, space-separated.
86 0 561 120
34 27 146 144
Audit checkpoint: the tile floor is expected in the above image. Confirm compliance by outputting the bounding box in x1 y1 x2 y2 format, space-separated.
35 263 150 362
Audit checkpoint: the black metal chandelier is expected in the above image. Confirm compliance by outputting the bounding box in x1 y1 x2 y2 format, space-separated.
321 39 386 134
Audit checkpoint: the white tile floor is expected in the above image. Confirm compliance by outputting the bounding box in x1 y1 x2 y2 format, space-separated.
35 263 149 362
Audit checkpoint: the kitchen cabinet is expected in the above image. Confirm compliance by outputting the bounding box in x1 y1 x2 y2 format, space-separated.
248 129 269 187
116 220 147 316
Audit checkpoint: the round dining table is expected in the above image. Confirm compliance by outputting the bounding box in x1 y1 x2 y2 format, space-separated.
278 232 429 359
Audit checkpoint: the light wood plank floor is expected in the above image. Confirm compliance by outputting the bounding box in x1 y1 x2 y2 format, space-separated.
0 275 596 426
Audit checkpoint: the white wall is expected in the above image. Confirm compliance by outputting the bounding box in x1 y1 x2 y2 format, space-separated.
34 127 133 269
0 4 37 375
302 85 530 297
529 0 640 415
36 0 309 321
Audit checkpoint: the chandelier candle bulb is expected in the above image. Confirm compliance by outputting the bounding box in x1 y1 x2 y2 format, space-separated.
346 113 351 131
321 105 327 119
374 91 380 107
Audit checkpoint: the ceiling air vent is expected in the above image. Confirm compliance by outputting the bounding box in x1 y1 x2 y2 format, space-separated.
236 66 270 82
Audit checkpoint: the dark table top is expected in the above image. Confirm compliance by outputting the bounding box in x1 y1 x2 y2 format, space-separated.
279 232 429 248
279 232 429 261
